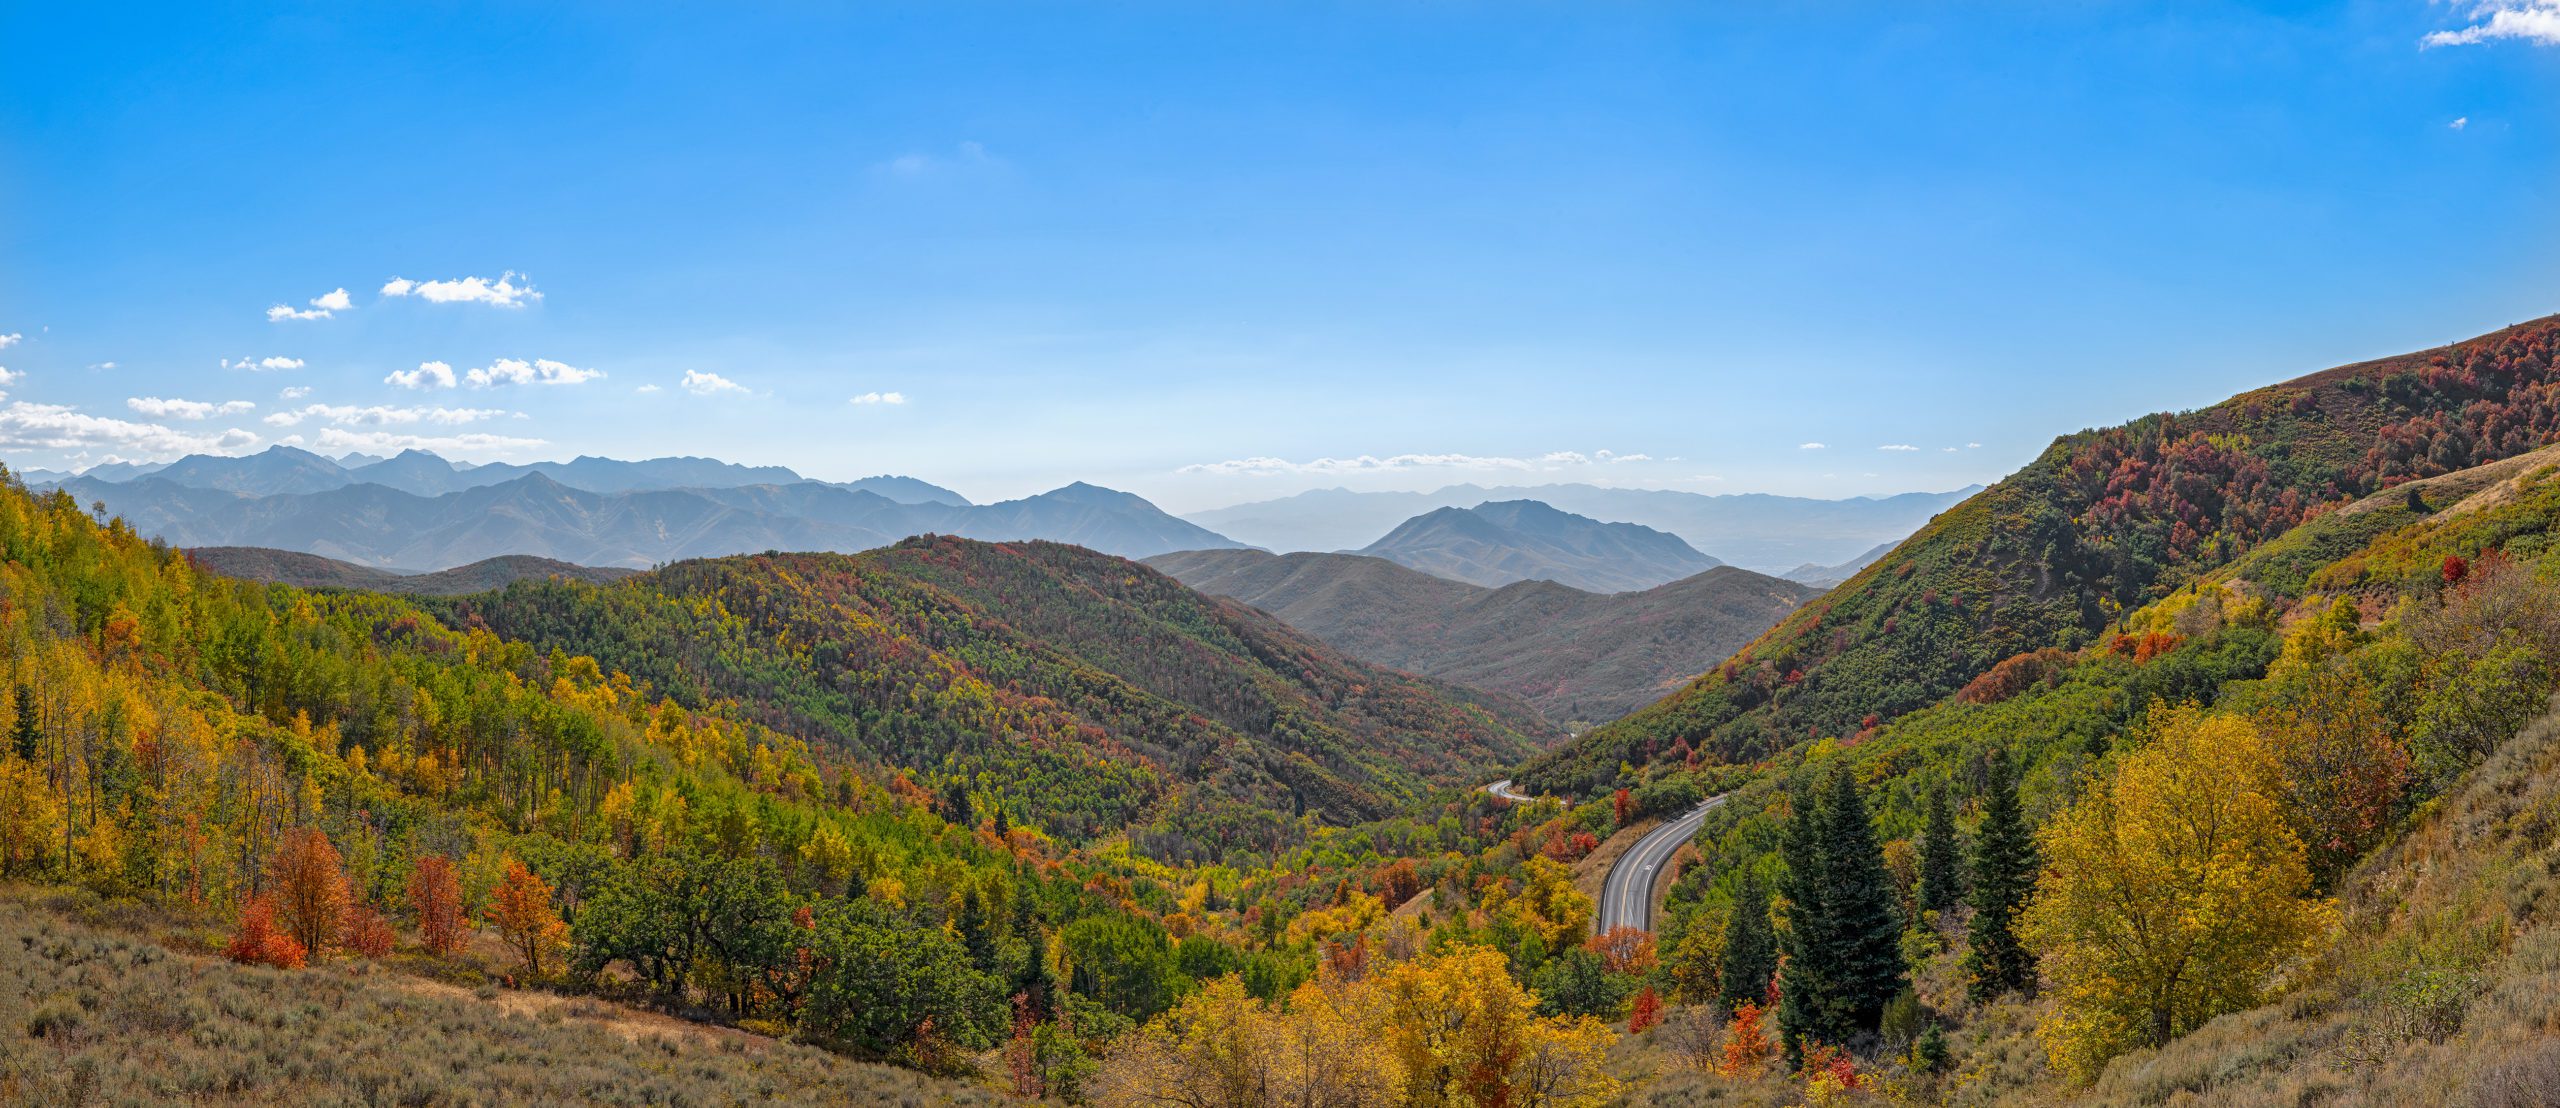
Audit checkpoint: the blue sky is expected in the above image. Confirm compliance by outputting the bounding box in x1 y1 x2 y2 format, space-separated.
1 2 2553 512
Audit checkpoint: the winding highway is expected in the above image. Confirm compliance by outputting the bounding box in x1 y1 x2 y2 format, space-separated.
1484 778 1724 933
1598 794 1724 932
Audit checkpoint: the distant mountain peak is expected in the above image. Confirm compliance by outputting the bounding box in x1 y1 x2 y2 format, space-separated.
1358 499 1719 593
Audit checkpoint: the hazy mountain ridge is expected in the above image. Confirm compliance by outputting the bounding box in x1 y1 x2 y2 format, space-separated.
1186 482 1979 570
32 445 974 505
1356 499 1722 593
56 468 1242 569
1147 547 1816 724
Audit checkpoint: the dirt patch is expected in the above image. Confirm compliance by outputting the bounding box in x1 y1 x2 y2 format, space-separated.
1575 819 1655 914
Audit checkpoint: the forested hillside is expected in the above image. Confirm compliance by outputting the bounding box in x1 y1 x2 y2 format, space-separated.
1521 315 2560 795
1149 549 1815 725
441 537 1548 862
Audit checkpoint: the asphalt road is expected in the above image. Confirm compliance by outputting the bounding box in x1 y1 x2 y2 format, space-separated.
1483 778 1536 803
1597 794 1726 933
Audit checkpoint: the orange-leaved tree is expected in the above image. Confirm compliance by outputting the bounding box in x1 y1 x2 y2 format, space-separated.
265 826 349 960
225 893 307 969
408 853 467 957
487 857 568 978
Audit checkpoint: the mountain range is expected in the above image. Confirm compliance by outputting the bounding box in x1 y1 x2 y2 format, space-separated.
1354 499 1722 593
41 449 1242 569
1146 548 1816 725
26 445 970 504
1184 482 1978 571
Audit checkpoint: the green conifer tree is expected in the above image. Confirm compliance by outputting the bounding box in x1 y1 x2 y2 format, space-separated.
1964 747 2040 1002
1916 784 1965 914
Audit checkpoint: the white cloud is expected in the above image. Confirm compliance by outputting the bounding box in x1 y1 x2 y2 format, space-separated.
1799 442 1827 450
635 384 662 394
467 358 603 388
2424 1 2560 46
87 362 116 371
1607 452 1653 464
267 288 350 322
299 428 546 457
1180 450 1638 477
380 272 542 308
848 390 907 405
879 141 1004 178
263 403 512 428
0 368 20 387
279 386 312 400
681 370 748 396
2451 116 2470 129
1879 443 1920 452
1966 442 1983 449
385 361 459 390
221 355 304 371
0 402 259 456
0 334 19 349
127 397 255 420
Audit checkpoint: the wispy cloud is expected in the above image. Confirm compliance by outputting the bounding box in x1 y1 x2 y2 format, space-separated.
266 288 350 322
1799 442 1827 450
681 370 747 396
2424 1 2560 46
0 402 259 456
380 272 542 308
848 390 906 405
263 403 512 428
0 334 19 349
279 386 312 400
2451 116 2471 129
1178 450 1638 477
879 140 1005 179
1878 443 1920 452
284 428 545 457
87 362 116 371
222 355 304 371
635 384 662 394
127 397 255 421
470 358 603 388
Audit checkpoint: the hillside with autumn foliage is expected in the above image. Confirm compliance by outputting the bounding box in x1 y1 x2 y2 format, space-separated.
437 537 1549 863
1519 315 2560 796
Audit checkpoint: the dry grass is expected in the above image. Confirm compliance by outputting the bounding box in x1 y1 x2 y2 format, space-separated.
0 888 1011 1107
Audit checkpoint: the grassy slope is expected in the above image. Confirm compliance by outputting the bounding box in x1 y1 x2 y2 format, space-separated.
0 888 1008 1107
1520 315 2560 796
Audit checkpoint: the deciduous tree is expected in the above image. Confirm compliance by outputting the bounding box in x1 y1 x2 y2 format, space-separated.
407 853 466 957
265 826 349 960
2023 708 2337 1082
487 856 569 979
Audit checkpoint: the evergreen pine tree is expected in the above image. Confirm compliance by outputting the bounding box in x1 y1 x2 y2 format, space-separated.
957 885 999 972
1778 765 1909 1065
1719 872 1778 1010
1916 784 1965 914
1816 763 1907 1035
1965 747 2041 1003
1776 783 1830 1069
9 686 37 762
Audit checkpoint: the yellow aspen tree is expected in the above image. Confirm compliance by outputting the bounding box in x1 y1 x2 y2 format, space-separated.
2023 708 2338 1082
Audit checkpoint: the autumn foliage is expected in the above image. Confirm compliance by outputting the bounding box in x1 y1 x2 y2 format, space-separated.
486 857 569 978
1626 985 1661 1033
1587 925 1657 976
408 854 467 957
224 894 307 969
1717 1001 1774 1077
265 826 350 960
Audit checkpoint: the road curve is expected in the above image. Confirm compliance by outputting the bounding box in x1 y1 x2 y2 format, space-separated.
1598 795 1726 933
1483 778 1537 804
